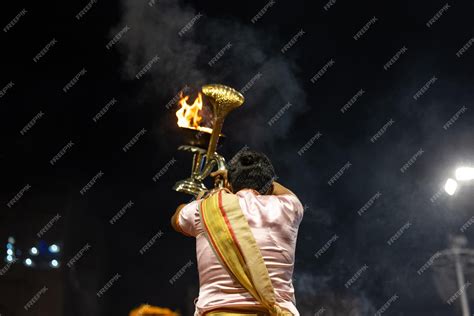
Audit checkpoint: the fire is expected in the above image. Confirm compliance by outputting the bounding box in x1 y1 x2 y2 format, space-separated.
176 93 212 133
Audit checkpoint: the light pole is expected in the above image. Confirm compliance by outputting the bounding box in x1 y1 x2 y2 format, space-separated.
433 236 474 316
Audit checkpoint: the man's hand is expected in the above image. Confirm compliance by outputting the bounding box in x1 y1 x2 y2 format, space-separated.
210 169 230 191
188 170 228 202
196 190 207 200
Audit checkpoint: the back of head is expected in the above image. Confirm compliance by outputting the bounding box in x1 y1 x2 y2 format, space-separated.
227 149 276 194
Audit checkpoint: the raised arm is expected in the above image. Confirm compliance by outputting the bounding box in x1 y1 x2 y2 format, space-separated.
171 204 186 233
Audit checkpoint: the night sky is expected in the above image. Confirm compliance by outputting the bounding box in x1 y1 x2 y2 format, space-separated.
1 0 474 315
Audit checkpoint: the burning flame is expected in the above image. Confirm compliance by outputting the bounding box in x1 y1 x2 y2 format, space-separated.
176 93 212 133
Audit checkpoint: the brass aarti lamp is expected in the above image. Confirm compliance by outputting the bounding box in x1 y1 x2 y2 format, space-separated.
173 84 244 196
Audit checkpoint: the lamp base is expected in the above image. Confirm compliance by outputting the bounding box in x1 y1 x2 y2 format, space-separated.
173 178 207 197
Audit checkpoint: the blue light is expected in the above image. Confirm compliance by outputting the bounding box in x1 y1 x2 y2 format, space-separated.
6 243 13 250
49 244 60 253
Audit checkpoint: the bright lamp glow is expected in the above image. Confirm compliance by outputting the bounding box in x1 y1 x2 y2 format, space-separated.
445 178 458 196
25 258 33 266
49 244 60 253
50 259 59 268
6 255 13 262
455 167 474 181
30 247 38 255
6 249 13 256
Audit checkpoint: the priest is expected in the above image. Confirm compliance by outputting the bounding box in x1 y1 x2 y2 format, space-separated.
172 149 304 316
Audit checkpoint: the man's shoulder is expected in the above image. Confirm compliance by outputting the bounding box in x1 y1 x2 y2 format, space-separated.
237 190 304 213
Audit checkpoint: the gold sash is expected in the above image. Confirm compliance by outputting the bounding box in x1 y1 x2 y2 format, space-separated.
199 189 292 316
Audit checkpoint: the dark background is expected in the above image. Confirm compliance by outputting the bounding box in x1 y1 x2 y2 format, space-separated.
0 0 473 315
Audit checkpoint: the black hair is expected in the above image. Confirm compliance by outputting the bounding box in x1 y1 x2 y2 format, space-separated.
227 149 276 194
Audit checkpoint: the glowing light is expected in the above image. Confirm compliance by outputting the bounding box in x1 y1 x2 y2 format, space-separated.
30 247 38 255
25 258 33 266
8 237 15 244
6 249 13 256
176 93 203 128
50 259 59 268
49 244 60 253
6 255 13 262
175 93 212 133
6 243 13 250
455 167 474 181
444 178 458 196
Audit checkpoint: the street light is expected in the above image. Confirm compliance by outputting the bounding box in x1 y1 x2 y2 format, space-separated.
445 178 458 196
24 258 33 267
456 167 474 181
444 166 474 196
50 259 59 268
49 244 60 253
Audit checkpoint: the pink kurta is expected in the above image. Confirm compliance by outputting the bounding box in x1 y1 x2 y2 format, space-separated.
178 189 304 316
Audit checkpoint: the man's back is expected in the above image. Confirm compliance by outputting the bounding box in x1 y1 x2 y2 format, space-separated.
177 189 304 316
